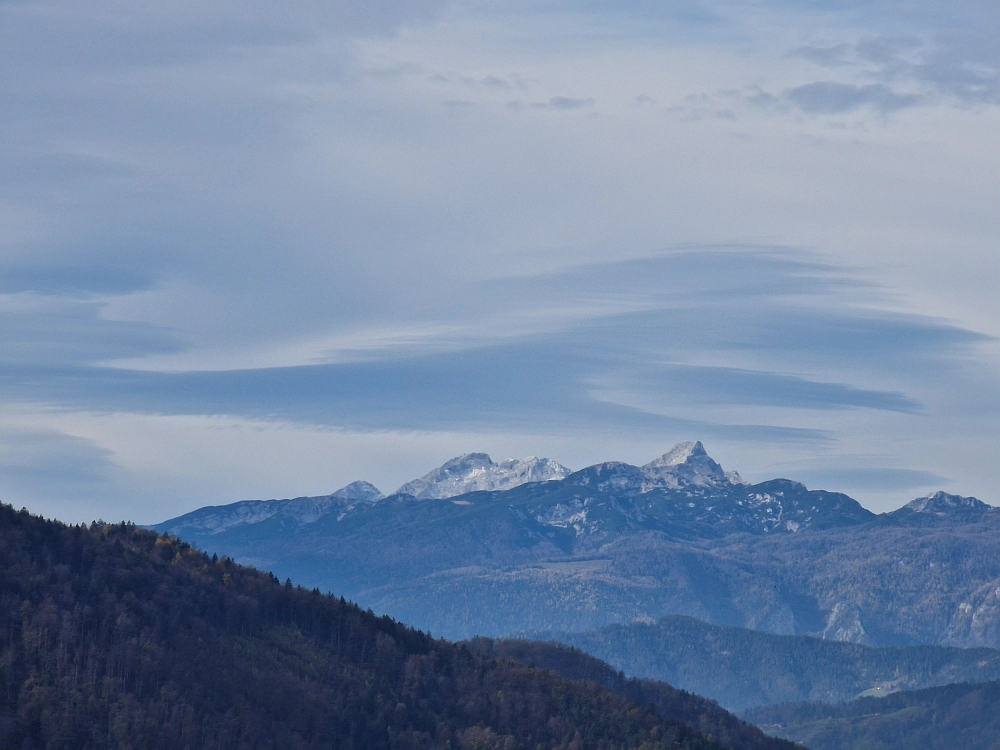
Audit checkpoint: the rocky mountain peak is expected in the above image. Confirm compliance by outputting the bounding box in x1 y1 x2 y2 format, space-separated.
642 441 731 489
905 491 991 514
439 453 495 474
395 453 571 499
644 441 709 468
330 480 384 503
568 442 740 495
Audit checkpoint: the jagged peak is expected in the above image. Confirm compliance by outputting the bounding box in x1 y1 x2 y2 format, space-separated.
643 441 708 469
330 480 384 502
725 470 750 487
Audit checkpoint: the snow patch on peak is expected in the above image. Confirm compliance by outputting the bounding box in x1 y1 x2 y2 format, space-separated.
641 441 731 489
725 470 750 486
331 481 384 502
644 441 708 468
570 442 742 495
906 491 990 513
396 454 571 499
154 481 385 536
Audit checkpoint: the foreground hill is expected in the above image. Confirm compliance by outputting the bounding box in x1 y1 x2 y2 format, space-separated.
527 616 1000 711
744 680 1000 750
154 443 1000 647
0 504 795 750
468 639 798 750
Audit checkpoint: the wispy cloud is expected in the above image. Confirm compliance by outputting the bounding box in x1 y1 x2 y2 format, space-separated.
0 427 116 495
0 250 986 437
785 82 922 114
787 467 949 493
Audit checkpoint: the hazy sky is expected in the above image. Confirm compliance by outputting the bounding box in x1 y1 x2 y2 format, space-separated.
3 0 1000 522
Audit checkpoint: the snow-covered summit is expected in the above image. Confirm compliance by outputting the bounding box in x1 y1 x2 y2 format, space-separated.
331 481 384 503
395 453 571 499
642 440 743 488
568 441 745 494
904 491 991 514
644 440 710 468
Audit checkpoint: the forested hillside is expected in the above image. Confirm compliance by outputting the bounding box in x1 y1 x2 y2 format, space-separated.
469 639 797 750
0 504 788 750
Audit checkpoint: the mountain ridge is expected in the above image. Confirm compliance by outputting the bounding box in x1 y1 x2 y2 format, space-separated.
154 443 1000 648
521 614 1000 712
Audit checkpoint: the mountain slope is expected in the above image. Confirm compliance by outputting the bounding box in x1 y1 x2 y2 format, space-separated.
526 615 1000 711
0 503 777 750
744 680 1000 750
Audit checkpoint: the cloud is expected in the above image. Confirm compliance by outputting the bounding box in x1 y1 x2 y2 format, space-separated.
0 295 183 366
0 250 985 444
786 32 1000 108
0 427 116 496
788 467 948 494
0 264 158 296
607 364 920 413
535 97 596 109
789 44 853 67
785 81 922 113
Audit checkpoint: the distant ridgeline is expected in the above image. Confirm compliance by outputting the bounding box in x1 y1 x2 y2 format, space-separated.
0 504 799 750
155 442 1000 647
524 615 1000 712
744 680 1000 750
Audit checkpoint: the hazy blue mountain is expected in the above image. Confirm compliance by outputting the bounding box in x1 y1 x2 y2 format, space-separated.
524 615 1000 712
744 680 1000 750
154 443 1000 647
160 479 385 538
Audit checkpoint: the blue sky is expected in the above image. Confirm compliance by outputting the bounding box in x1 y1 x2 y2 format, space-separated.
3 0 1000 522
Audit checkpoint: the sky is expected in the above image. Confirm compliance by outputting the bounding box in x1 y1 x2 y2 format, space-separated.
3 0 1000 523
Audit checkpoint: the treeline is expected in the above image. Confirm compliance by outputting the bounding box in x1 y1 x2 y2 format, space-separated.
0 504 744 750
744 679 1000 750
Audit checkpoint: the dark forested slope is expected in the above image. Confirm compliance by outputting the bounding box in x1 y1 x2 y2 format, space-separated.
0 504 788 750
468 639 797 750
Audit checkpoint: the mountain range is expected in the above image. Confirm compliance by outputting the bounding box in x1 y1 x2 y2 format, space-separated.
154 442 1000 648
